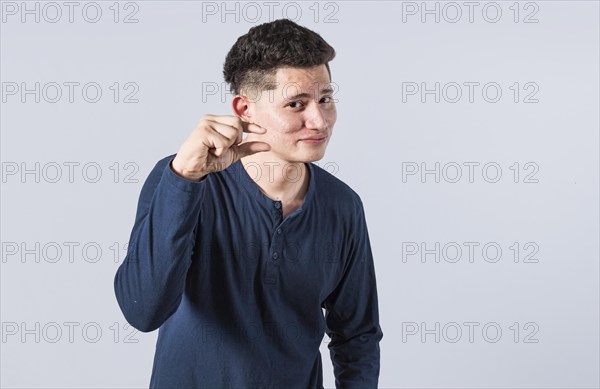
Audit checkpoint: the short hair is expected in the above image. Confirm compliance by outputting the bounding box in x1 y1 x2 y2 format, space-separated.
223 19 336 96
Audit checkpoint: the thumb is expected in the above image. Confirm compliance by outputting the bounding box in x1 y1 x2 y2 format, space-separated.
236 141 271 159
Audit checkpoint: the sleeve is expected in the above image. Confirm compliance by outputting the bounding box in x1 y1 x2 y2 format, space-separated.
322 198 384 389
113 154 207 332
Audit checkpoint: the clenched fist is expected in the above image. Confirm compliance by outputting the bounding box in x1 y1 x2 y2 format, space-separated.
171 115 271 181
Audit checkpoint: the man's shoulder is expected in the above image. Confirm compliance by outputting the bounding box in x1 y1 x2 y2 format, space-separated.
311 162 363 210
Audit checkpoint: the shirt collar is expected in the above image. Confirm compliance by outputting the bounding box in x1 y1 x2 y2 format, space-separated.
230 159 315 215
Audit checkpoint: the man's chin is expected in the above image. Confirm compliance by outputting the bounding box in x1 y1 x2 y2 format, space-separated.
295 150 327 163
304 155 325 163
261 148 327 164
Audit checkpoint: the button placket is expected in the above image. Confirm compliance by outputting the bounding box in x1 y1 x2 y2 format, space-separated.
270 236 282 265
264 246 281 283
271 201 282 225
264 201 284 284
271 221 283 265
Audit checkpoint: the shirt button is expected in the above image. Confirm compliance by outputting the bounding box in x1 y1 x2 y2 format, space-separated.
276 228 282 234
272 251 279 260
274 201 281 209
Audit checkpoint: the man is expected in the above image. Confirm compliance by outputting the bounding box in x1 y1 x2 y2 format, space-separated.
114 18 383 388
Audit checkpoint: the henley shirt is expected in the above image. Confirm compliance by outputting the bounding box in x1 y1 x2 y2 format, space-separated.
114 153 383 388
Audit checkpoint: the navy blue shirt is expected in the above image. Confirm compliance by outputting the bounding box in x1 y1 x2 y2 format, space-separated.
114 154 383 388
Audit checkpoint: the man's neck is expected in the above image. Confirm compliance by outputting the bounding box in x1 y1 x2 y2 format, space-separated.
240 153 309 204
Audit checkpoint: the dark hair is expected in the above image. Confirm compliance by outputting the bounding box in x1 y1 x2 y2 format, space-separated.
223 19 336 95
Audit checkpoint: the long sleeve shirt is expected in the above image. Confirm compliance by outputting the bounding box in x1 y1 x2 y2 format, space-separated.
113 154 383 389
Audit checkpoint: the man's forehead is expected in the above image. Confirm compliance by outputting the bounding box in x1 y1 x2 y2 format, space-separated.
269 66 331 99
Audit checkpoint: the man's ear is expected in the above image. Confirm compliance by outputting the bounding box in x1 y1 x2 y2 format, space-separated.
232 95 252 122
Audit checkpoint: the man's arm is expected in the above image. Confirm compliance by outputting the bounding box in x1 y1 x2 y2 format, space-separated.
113 155 206 332
113 116 270 333
323 198 383 388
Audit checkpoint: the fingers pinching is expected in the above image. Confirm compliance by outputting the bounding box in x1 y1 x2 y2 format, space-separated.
241 121 268 134
172 115 270 181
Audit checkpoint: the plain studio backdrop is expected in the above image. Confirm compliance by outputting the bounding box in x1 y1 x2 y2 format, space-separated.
1 1 598 388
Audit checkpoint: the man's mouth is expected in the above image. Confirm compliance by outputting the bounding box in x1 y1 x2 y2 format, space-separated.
300 135 327 141
300 135 327 144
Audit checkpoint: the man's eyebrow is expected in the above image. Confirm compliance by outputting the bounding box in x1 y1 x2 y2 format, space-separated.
285 87 334 100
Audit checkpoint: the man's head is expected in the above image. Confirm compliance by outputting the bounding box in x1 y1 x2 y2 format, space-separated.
223 19 335 96
223 19 337 164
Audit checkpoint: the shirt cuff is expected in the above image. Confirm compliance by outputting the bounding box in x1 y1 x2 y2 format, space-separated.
161 157 208 194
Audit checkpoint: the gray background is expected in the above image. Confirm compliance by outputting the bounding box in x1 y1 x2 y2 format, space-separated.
1 1 599 388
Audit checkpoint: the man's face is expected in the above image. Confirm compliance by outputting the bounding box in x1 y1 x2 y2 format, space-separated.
242 64 336 163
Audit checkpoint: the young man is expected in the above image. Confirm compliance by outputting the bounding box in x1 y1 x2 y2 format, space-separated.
114 19 383 388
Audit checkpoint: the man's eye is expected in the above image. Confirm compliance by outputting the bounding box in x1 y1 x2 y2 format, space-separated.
320 96 333 103
287 101 304 109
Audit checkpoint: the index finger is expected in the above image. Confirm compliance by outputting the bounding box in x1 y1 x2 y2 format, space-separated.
240 121 268 134
201 115 266 134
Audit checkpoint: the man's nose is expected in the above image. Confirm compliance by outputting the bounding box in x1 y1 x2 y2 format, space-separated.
305 104 328 130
